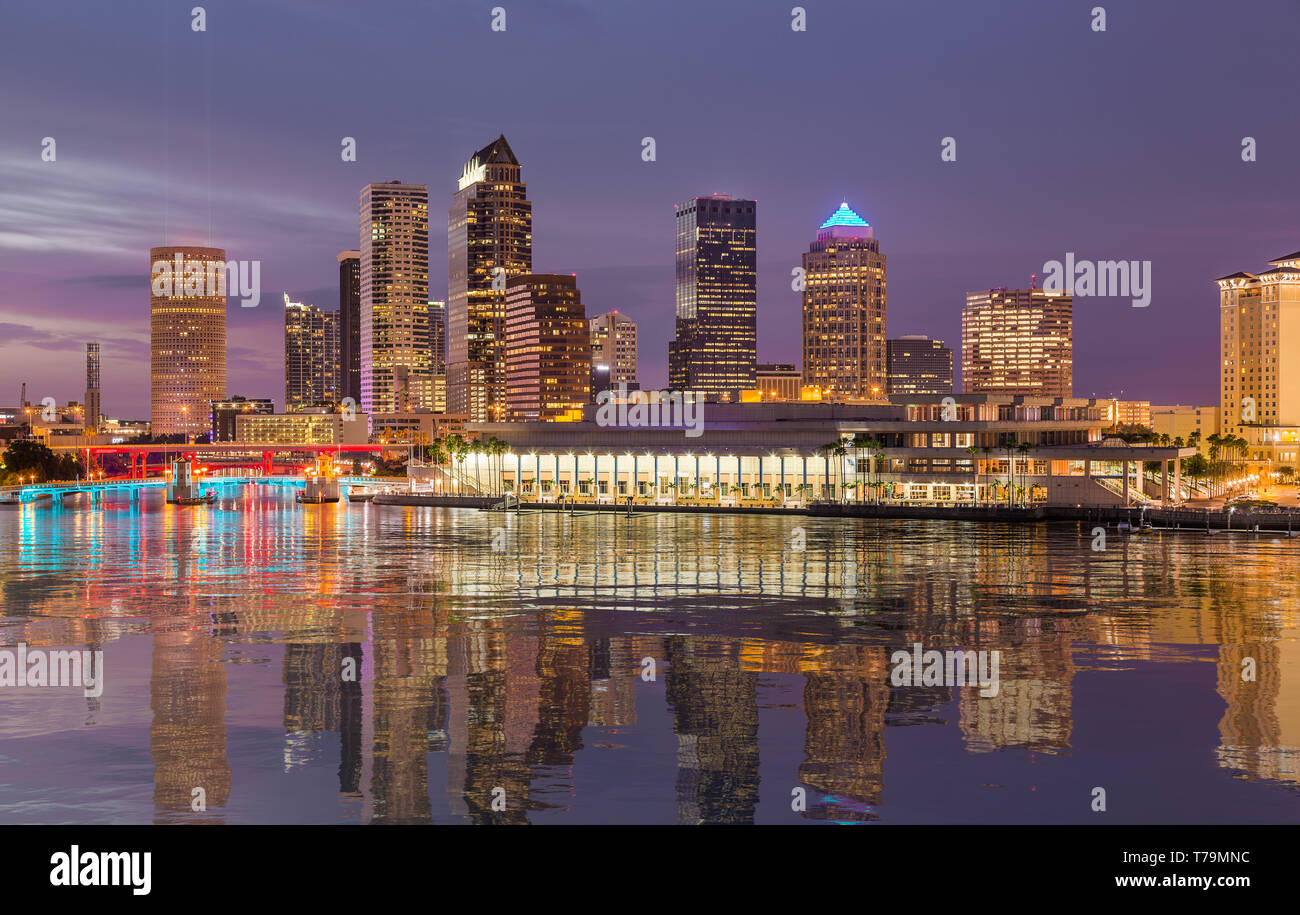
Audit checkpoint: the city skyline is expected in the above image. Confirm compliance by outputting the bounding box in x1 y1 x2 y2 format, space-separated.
5 1 1298 418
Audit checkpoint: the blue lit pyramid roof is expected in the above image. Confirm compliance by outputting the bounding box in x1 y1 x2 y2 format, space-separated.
820 202 870 229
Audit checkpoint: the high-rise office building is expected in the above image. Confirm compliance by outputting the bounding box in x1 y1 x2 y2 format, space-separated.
429 300 447 376
448 135 532 421
337 250 361 406
504 274 589 422
887 335 953 396
360 181 429 415
84 342 101 433
1216 252 1300 435
669 194 757 399
150 245 227 438
284 294 341 411
801 203 887 401
961 287 1073 397
589 310 638 387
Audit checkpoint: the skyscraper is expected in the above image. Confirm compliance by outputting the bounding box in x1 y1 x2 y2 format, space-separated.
84 342 101 433
360 181 429 415
961 287 1073 397
1216 253 1300 435
337 250 361 406
801 203 886 401
887 335 953 396
589 310 638 387
504 274 589 422
284 294 341 411
669 194 757 399
149 245 227 438
429 300 446 376
448 135 532 421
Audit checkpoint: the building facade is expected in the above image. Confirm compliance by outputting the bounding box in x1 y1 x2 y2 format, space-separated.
1150 404 1219 452
447 135 532 421
961 288 1072 398
504 274 589 422
235 409 368 445
669 194 757 399
337 250 361 407
84 342 101 433
450 396 1189 508
1217 252 1300 436
801 203 887 401
589 311 638 388
360 181 429 415
887 335 952 396
753 363 802 401
429 299 446 377
284 294 341 411
150 245 228 438
210 395 274 442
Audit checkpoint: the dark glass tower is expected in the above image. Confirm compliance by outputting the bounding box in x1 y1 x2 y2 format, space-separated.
447 135 532 421
668 194 757 399
337 250 361 406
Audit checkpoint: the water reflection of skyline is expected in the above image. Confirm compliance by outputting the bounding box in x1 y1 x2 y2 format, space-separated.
1 489 1299 823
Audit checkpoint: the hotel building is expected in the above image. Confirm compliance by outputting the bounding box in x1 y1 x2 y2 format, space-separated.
886 335 952 396
669 194 757 399
360 181 429 415
284 294 340 411
962 288 1072 398
150 245 227 438
447 135 532 421
801 203 887 401
1217 252 1300 465
235 408 369 446
338 250 361 406
504 274 589 422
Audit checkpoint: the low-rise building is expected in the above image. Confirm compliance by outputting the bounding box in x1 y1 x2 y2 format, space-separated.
370 412 468 445
235 409 369 445
447 394 1190 507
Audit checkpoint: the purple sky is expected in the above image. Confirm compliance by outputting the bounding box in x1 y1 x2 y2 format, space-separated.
2 0 1297 417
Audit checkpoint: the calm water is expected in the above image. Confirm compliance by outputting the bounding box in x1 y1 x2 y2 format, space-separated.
1 485 1298 824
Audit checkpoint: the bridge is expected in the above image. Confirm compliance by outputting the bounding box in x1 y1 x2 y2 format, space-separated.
0 474 402 505
45 442 413 479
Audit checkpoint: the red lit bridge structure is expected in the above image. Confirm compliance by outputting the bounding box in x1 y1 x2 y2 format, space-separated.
58 442 413 480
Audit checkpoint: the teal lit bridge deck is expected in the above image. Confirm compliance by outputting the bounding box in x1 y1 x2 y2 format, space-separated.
0 475 391 504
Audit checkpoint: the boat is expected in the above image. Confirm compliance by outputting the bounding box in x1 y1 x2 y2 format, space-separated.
296 490 339 505
172 490 216 506
345 488 375 503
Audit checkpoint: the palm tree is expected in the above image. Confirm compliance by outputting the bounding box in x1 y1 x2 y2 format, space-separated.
1016 441 1032 505
492 438 509 496
833 442 848 502
966 444 980 505
819 442 837 500
870 438 886 503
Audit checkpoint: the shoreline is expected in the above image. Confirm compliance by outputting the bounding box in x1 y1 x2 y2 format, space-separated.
368 493 1300 533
